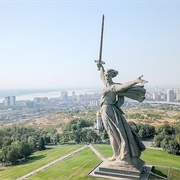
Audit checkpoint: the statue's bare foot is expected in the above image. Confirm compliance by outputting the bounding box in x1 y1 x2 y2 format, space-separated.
108 155 117 161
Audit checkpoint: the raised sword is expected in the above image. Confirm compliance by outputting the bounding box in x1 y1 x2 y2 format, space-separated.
95 14 105 70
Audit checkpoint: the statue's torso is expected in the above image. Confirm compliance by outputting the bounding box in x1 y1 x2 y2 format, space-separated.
101 85 116 105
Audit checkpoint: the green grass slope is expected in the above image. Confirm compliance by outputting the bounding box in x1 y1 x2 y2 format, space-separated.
0 145 83 179
29 148 102 180
0 144 179 180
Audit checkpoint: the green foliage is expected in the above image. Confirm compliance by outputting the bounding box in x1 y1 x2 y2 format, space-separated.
82 129 100 143
129 122 155 139
126 113 145 119
60 116 99 144
156 124 175 136
146 112 162 119
60 131 71 143
0 125 45 165
6 146 19 164
153 135 164 147
0 145 83 179
38 137 46 151
173 114 180 120
167 140 180 155
153 124 180 155
62 118 93 132
175 133 180 144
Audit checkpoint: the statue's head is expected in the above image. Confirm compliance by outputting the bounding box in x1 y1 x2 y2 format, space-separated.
104 69 118 85
104 69 118 78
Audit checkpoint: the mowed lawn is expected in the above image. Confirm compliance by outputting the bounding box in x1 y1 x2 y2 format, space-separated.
29 148 103 180
141 149 180 168
0 144 180 179
0 145 83 179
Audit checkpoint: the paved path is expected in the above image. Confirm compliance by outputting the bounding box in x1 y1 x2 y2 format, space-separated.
88 144 106 161
16 145 87 180
142 139 163 150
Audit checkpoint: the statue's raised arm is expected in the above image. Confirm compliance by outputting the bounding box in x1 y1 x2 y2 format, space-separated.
99 64 106 85
94 14 106 85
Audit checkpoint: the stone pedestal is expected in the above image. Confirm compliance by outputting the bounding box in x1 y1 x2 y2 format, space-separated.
88 160 152 180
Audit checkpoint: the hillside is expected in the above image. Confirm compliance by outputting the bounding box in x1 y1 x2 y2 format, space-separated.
4 108 179 130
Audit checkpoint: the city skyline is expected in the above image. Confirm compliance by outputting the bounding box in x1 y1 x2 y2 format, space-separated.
0 1 180 89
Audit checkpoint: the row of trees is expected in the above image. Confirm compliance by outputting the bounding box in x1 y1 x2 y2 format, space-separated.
0 126 46 165
60 118 156 144
129 122 155 139
60 118 100 144
153 123 180 155
129 122 180 155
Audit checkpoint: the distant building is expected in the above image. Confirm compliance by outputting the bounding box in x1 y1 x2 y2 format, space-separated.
26 101 35 108
10 96 16 106
4 96 10 106
152 92 158 100
72 91 75 97
175 88 180 101
4 96 16 106
89 100 100 107
61 91 68 101
34 97 41 104
167 90 174 102
34 97 48 105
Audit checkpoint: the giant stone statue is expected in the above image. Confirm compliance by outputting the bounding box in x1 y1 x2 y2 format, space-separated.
95 15 148 172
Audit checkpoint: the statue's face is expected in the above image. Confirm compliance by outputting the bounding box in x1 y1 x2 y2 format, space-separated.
105 73 112 84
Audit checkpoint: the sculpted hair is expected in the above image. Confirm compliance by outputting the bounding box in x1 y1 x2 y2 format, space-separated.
104 69 118 78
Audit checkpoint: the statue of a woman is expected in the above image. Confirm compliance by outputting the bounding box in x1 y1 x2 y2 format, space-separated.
98 63 148 170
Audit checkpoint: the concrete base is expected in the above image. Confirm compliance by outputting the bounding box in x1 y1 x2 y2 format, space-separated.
88 161 152 180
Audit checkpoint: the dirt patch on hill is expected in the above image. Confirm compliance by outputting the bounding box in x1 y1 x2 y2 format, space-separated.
125 108 179 127
14 113 72 130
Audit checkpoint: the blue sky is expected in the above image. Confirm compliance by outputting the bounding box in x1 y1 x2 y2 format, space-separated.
0 0 180 89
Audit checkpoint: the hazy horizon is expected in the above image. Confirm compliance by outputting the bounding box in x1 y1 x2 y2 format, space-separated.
0 1 180 89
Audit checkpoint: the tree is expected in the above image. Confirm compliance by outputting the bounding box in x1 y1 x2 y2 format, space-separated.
52 133 58 145
60 132 70 143
20 140 33 158
156 124 175 136
153 135 164 147
138 128 146 139
6 146 19 164
175 133 180 144
38 137 45 150
42 134 51 145
86 130 99 143
161 136 171 151
81 129 99 143
167 140 180 155
28 136 37 150
1 145 8 164
11 140 22 159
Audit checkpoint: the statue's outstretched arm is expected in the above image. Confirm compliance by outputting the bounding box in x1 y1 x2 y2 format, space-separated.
115 75 148 92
